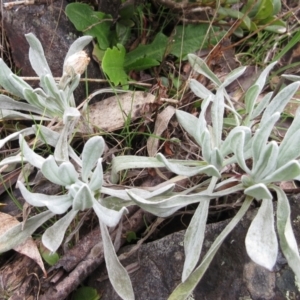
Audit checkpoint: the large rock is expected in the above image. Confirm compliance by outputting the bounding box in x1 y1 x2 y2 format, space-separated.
88 197 300 299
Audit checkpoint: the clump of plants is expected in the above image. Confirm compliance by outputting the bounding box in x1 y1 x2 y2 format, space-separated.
0 32 300 300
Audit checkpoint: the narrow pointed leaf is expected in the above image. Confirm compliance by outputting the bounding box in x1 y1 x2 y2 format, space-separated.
189 79 214 99
89 158 104 191
42 209 78 252
156 153 220 177
252 112 280 167
230 130 251 173
64 36 93 64
25 33 52 77
18 181 72 214
245 199 278 270
187 54 221 86
277 107 300 168
0 210 54 253
211 88 224 148
263 160 300 183
183 200 210 281
260 82 300 127
82 136 105 182
168 197 253 300
127 190 211 217
93 199 128 227
252 141 278 180
221 66 246 88
73 184 94 210
244 183 272 200
0 95 45 115
274 186 300 281
19 134 45 169
100 221 135 300
41 156 78 186
0 59 31 98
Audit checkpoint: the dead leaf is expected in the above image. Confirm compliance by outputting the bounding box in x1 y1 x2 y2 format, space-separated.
147 105 175 157
0 212 47 277
86 92 156 132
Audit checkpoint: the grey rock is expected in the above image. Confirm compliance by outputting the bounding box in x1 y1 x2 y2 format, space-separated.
88 198 300 299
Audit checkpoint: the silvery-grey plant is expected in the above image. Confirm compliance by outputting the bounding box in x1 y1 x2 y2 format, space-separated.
0 33 93 165
0 131 174 300
110 56 300 299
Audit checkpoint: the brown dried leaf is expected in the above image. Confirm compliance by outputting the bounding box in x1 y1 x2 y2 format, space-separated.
147 105 175 157
0 211 47 276
87 92 156 132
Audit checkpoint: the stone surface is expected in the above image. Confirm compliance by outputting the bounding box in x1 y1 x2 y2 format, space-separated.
88 199 300 299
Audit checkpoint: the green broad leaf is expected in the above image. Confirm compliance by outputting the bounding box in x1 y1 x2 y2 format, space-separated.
265 24 286 34
102 44 128 86
274 186 300 281
124 57 160 71
116 22 131 45
42 209 78 252
100 221 135 300
156 153 220 178
169 24 211 58
124 32 168 71
0 210 55 253
217 7 251 29
126 231 137 243
244 183 272 200
18 181 73 214
245 199 278 270
272 0 281 14
168 197 253 300
73 286 100 300
82 136 105 182
73 184 94 211
65 3 111 50
39 243 60 266
253 0 274 21
25 33 52 77
183 199 210 281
